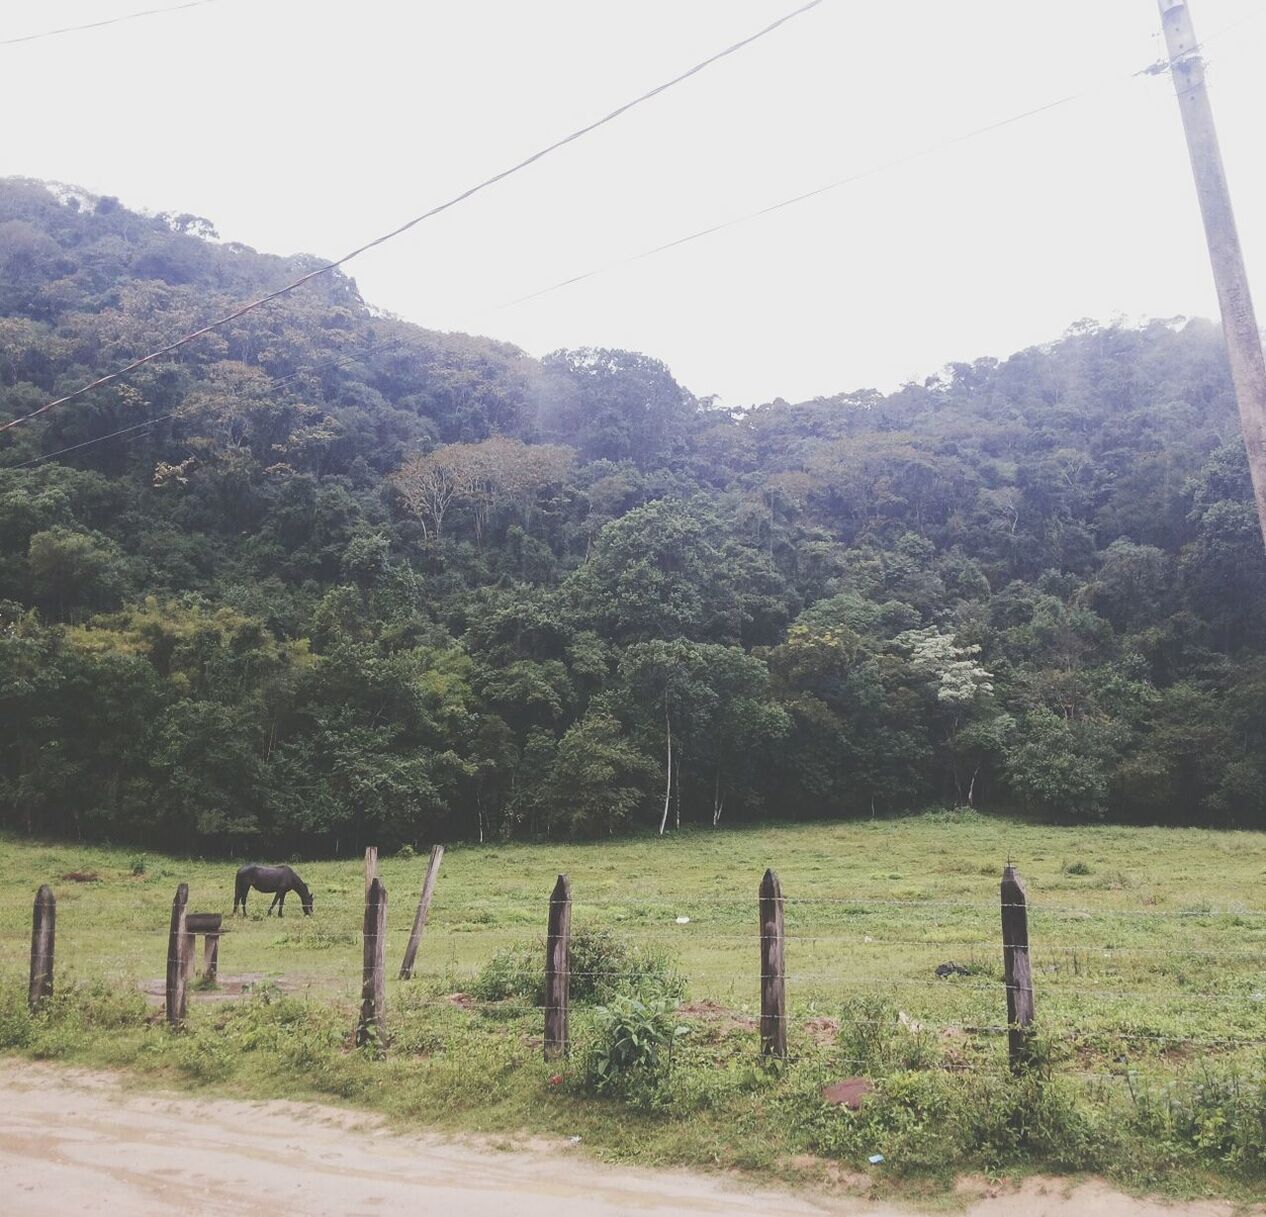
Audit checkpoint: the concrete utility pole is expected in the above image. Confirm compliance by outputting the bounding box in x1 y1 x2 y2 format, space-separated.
1157 0 1266 552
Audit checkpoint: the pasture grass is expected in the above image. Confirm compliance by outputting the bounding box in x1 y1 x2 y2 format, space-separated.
4 809 1266 1201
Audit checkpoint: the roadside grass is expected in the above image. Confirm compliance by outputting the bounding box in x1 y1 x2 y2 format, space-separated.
4 809 1266 1200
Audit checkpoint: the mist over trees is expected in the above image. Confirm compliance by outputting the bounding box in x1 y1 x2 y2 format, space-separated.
2 178 1265 853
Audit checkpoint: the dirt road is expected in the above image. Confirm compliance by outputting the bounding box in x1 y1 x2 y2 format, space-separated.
0 1061 1252 1216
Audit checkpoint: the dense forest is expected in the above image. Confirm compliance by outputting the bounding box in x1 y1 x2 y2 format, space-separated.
2 177 1265 853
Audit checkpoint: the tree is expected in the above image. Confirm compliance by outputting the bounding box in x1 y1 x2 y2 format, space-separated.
545 709 657 837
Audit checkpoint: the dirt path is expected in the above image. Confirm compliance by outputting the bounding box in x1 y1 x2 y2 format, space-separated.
0 1061 1253 1217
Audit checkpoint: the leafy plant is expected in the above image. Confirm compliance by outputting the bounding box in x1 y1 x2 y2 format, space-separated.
586 992 689 1095
471 928 685 1006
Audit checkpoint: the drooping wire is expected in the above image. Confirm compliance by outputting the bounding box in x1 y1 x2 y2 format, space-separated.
7 338 405 469
1 0 226 47
497 12 1266 312
0 0 828 435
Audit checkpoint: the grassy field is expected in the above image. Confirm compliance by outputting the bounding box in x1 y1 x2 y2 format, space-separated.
4 810 1266 1199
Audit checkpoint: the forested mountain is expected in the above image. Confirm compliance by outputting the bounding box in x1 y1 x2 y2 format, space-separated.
2 177 1264 852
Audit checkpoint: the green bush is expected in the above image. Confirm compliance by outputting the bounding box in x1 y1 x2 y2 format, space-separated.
586 992 689 1097
837 996 938 1075
471 928 685 1007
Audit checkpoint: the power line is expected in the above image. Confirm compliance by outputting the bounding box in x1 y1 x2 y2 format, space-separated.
9 339 404 469
13 414 176 469
1 0 224 47
502 96 1079 309
0 0 827 436
498 14 1266 313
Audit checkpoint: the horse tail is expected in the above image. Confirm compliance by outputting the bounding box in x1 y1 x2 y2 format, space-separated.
233 867 248 913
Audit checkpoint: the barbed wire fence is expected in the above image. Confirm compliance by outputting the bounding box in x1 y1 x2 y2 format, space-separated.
6 854 1266 1084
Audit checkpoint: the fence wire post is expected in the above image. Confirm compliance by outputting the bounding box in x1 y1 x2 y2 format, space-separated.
1002 864 1035 1072
400 845 444 980
357 877 388 1051
28 885 55 1011
165 882 189 1027
759 868 787 1061
544 874 571 1061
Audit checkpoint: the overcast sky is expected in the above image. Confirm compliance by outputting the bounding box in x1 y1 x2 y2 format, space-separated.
5 0 1266 405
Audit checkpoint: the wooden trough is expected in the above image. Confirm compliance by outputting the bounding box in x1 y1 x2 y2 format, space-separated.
183 912 226 983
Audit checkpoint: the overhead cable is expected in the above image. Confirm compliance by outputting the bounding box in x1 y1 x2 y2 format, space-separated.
0 0 827 435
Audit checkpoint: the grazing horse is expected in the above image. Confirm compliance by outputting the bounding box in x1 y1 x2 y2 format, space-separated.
233 865 314 917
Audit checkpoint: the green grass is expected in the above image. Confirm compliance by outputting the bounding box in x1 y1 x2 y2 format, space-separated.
4 810 1266 1200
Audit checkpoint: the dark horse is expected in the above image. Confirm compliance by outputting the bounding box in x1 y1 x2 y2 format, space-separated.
233 865 313 917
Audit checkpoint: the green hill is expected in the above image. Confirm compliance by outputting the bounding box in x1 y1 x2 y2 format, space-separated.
2 178 1264 851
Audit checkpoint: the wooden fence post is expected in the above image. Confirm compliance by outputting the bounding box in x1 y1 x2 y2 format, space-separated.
1001 864 1035 1072
165 883 189 1026
203 933 219 982
759 868 787 1061
357 877 388 1050
399 845 445 980
364 846 378 896
28 885 55 1011
544 874 571 1061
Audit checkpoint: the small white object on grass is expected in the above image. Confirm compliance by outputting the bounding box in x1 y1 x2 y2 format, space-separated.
675 916 690 924
868 1154 885 1165
568 1136 582 1144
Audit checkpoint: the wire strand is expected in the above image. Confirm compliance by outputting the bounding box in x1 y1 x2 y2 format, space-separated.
0 0 827 435
1 0 225 47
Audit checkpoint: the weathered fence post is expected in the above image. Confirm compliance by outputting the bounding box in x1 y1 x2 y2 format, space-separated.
544 874 571 1061
182 927 197 984
203 932 219 982
364 845 378 896
759 868 787 1061
399 844 445 980
165 883 189 1026
28 885 55 1011
357 877 388 1050
1001 864 1035 1072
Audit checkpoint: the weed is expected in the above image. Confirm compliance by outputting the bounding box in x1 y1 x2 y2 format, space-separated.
586 992 690 1100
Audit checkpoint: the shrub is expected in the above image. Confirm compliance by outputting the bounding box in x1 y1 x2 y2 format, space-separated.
129 854 148 876
1063 859 1092 876
471 928 685 1007
586 992 689 1097
837 996 938 1075
397 843 417 860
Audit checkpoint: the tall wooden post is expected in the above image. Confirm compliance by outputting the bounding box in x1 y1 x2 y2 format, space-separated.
165 883 189 1026
1001 865 1035 1072
543 874 571 1061
759 868 787 1061
28 885 55 1011
357 877 388 1050
399 845 444 980
364 845 378 896
1157 0 1266 551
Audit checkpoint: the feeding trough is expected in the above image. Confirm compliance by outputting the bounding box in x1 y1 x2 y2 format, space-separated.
183 912 226 983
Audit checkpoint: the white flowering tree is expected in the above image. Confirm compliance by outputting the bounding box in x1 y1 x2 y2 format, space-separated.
895 628 1011 806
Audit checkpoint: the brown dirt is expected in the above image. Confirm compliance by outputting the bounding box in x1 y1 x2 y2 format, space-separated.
138 973 306 1004
0 1061 1257 1217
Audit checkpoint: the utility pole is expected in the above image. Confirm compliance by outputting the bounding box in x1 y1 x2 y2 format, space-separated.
1157 0 1266 552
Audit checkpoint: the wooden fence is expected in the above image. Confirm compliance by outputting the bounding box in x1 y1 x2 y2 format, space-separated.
22 854 1041 1071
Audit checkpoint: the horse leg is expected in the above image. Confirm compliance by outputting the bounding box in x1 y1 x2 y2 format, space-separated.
267 891 281 916
278 890 286 918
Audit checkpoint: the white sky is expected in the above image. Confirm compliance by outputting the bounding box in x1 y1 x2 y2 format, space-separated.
4 0 1266 406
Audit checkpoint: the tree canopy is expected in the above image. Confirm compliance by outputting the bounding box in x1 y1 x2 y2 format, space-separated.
2 178 1264 852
